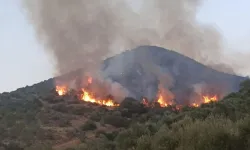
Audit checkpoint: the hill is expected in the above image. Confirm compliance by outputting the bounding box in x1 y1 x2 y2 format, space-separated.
103 46 246 102
54 45 246 104
1 76 250 150
0 46 249 150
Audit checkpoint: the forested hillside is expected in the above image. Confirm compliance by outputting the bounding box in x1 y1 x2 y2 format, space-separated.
0 79 250 150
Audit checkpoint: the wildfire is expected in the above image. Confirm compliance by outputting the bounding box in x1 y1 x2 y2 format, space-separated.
157 94 172 107
80 89 119 107
191 95 218 107
55 77 119 107
56 85 67 96
55 77 219 109
203 95 218 103
192 103 199 107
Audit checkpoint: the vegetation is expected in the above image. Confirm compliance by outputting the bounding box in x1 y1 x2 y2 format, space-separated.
80 120 97 131
1 80 250 149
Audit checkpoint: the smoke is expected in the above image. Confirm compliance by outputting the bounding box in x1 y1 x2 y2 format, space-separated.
21 0 242 76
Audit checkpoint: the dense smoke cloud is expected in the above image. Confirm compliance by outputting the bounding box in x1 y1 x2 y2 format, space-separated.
22 0 237 75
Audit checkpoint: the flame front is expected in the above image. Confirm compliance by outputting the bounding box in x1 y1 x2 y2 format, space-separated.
56 86 67 96
191 95 218 107
203 95 218 103
80 89 119 107
55 77 119 107
192 103 199 107
157 94 172 107
55 78 219 109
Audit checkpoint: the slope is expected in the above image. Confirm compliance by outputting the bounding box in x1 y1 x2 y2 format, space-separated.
102 45 246 103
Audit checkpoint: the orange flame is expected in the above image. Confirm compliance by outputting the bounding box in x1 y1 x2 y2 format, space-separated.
191 95 218 107
56 86 67 96
192 103 199 107
55 77 119 107
203 95 218 103
157 94 172 107
80 89 119 107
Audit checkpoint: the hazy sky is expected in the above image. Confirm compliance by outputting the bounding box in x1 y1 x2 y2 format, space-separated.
0 0 249 92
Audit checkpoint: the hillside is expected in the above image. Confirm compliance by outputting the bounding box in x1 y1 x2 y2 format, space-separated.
54 46 246 104
103 46 246 102
0 46 249 150
1 76 250 150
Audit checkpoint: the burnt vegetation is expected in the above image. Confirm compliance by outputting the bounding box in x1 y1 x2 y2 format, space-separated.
0 79 250 150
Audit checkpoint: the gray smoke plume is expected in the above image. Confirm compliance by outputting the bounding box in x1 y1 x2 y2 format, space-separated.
21 0 241 76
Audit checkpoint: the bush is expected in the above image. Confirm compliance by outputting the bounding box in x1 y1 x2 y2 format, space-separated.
103 114 131 128
174 116 239 150
237 116 250 149
150 125 178 150
75 138 115 150
51 104 68 113
44 95 64 104
58 119 71 127
78 131 86 142
115 124 151 150
68 105 92 115
80 120 97 131
135 135 152 150
119 97 147 117
90 112 101 122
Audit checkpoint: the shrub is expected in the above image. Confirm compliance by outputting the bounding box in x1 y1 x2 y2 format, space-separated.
115 124 151 150
104 131 119 141
135 135 152 150
103 114 130 128
90 112 101 122
51 104 68 113
237 116 250 149
76 138 115 150
174 116 239 150
119 97 147 116
151 125 178 150
58 119 71 127
68 105 92 115
80 120 97 131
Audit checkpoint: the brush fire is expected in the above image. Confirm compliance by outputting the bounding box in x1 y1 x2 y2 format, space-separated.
55 77 219 109
55 77 120 107
56 85 67 96
80 89 119 107
191 95 218 107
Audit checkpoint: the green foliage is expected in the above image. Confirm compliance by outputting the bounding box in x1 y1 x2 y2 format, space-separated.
240 79 250 92
103 114 131 128
80 120 97 131
68 105 92 115
51 103 68 113
2 79 250 150
74 138 115 150
237 116 250 148
119 97 147 118
173 116 238 150
115 124 151 150
24 142 52 150
135 135 152 150
151 125 178 150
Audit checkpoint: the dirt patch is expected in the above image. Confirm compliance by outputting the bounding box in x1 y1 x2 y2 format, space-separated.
53 138 81 150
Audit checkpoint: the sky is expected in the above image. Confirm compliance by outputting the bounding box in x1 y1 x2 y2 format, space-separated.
0 0 249 93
